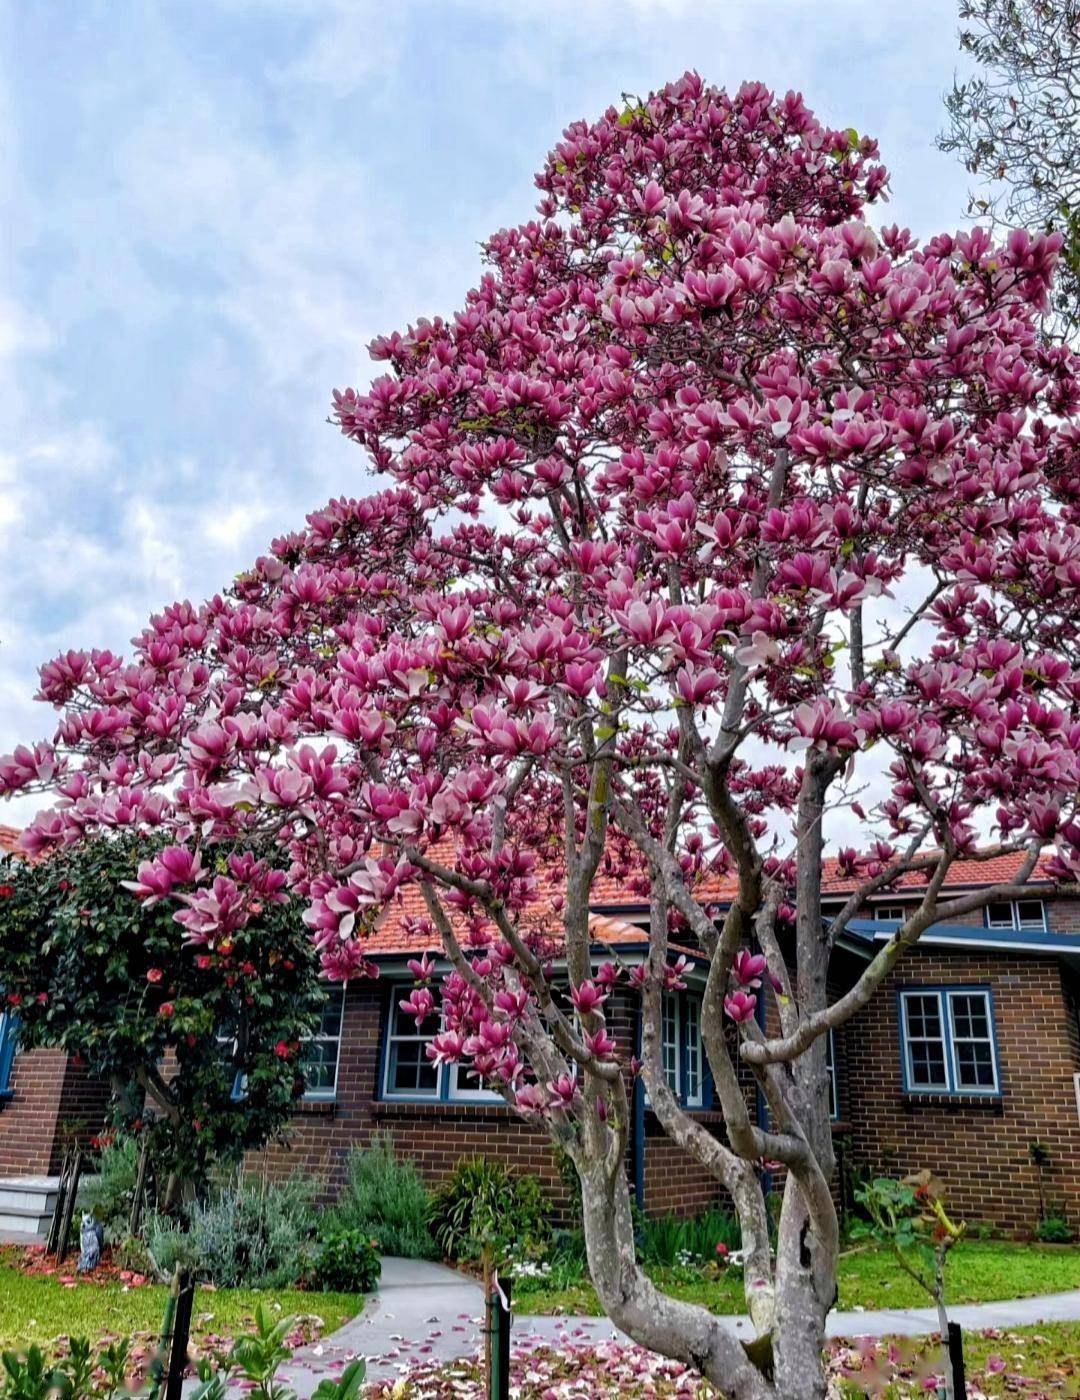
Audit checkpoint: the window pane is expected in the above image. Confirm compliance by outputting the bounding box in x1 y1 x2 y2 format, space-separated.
300 987 345 1097
909 1039 948 1087
315 997 345 1037
388 1039 439 1094
1015 900 1045 929
903 993 948 1089
825 1030 839 1118
684 998 701 1104
955 1041 995 1087
986 901 1015 928
385 990 441 1098
950 994 988 1040
662 995 680 1095
905 994 942 1040
948 991 997 1092
301 1039 338 1092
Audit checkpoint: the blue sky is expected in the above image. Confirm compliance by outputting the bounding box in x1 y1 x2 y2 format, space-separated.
1 0 973 822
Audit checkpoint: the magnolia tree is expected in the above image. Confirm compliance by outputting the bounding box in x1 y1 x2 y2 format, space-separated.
3 73 1080 1399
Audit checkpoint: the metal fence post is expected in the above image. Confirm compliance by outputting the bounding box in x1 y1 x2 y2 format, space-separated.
948 1322 967 1400
488 1274 511 1400
165 1269 195 1400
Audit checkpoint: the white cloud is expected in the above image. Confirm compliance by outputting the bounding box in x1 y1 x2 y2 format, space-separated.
0 0 982 841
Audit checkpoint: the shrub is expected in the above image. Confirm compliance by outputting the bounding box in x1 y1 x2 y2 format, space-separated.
1035 1214 1074 1244
330 1136 438 1260
313 1228 382 1293
146 1175 317 1288
143 1212 197 1279
677 1207 741 1260
428 1157 550 1263
80 1135 142 1237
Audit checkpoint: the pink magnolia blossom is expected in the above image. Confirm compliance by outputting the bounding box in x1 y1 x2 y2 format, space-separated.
724 991 758 1023
732 949 767 987
3 71 1078 1400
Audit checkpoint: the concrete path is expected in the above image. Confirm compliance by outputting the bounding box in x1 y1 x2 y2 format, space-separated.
269 1260 1080 1394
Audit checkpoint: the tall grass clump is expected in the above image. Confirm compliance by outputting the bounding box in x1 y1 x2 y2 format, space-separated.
331 1135 439 1260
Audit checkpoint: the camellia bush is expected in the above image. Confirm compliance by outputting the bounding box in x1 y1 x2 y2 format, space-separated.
0 835 323 1201
2 72 1080 1398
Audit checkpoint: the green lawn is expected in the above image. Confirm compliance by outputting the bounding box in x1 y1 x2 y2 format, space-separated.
0 1263 362 1353
514 1241 1080 1316
831 1321 1080 1397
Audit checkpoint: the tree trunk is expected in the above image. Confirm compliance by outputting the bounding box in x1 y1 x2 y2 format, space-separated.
578 1165 770 1400
771 1179 833 1400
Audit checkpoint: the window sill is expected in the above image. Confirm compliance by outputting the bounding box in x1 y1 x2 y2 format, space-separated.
295 1097 338 1117
373 1099 512 1120
901 1092 1003 1113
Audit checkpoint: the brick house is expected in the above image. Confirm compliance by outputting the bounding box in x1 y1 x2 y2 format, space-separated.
2 823 1079 1237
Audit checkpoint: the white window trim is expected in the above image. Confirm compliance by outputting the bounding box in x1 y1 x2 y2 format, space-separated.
683 996 704 1108
900 988 999 1095
302 984 345 1100
661 992 681 1099
874 905 907 923
825 1028 840 1120
381 984 501 1103
645 992 704 1109
985 898 1047 931
900 990 951 1092
947 990 1001 1094
383 993 443 1100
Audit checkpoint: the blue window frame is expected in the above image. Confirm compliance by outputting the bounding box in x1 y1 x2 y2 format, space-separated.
646 991 706 1110
0 1010 17 1099
379 984 500 1104
825 1029 840 1120
898 986 1000 1095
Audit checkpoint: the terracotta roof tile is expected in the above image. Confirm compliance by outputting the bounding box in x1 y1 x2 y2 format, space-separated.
0 822 1053 953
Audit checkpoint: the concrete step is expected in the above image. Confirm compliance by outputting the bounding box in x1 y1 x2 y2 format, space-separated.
0 1187 60 1215
0 1175 64 1238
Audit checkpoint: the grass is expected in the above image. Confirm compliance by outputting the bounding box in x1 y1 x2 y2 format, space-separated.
0 1262 362 1352
514 1240 1080 1316
831 1321 1080 1397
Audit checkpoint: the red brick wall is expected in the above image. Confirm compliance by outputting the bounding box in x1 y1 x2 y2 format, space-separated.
0 1049 108 1176
643 1114 731 1218
252 982 575 1214
844 946 1080 1236
251 940 1080 1236
253 979 742 1221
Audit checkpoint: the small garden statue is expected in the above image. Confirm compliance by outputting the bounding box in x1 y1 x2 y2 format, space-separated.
77 1212 104 1273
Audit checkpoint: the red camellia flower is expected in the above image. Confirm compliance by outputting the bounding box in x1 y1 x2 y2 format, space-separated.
716 1242 729 1259
6 993 22 1007
146 967 164 983
274 1040 292 1059
0 884 15 898
158 1002 175 1019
